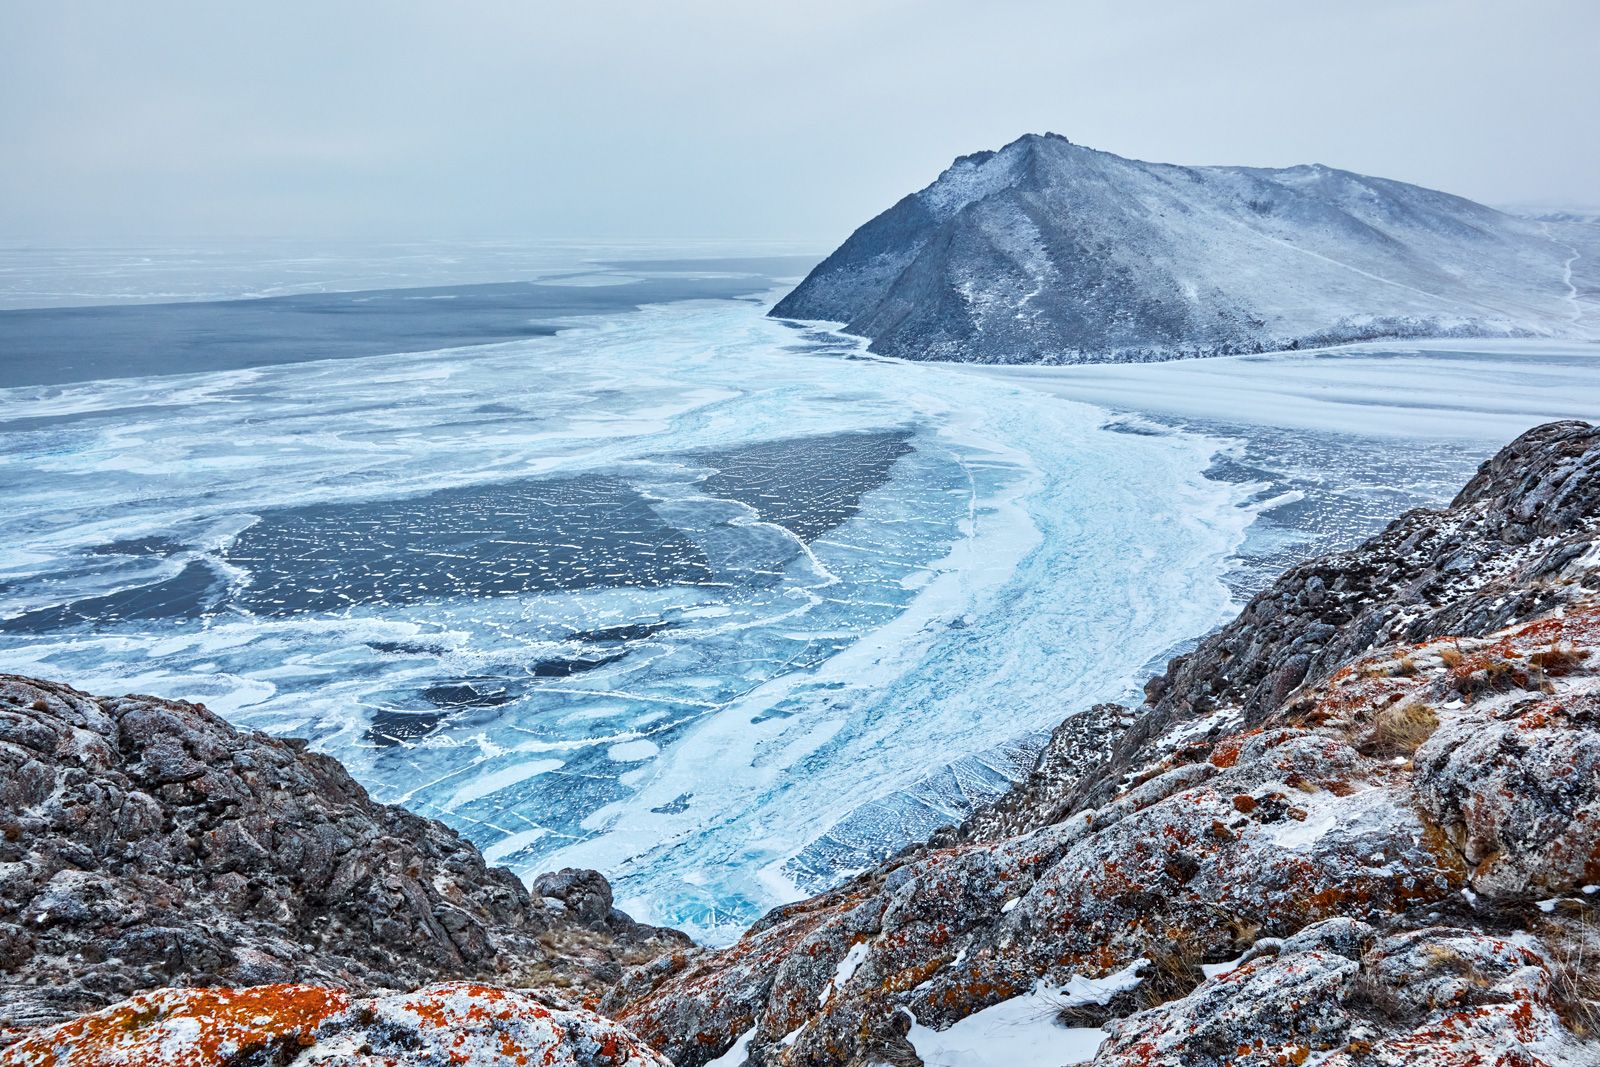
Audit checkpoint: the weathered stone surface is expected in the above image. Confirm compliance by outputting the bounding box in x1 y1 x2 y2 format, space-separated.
1095 925 1594 1066
0 982 668 1067
0 676 686 1038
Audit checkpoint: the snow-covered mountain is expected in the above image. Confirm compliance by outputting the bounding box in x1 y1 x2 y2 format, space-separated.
773 133 1599 363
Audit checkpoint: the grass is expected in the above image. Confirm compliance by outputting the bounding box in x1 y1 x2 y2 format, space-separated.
1538 911 1600 1039
1361 702 1439 758
1137 944 1208 1012
1452 657 1532 699
1529 642 1587 676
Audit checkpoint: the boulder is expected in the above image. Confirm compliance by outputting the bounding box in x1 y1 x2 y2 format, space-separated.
0 982 668 1067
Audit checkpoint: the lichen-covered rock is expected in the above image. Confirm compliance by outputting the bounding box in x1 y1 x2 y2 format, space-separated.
605 423 1600 1067
1409 630 1600 899
0 982 668 1067
1094 926 1594 1066
1096 947 1360 1065
0 676 686 1038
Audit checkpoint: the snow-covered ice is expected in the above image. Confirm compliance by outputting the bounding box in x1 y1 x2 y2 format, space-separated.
960 338 1600 441
0 282 1265 937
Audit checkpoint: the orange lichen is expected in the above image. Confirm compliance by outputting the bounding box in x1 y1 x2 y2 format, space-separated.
1210 729 1262 769
0 985 347 1067
2 983 673 1067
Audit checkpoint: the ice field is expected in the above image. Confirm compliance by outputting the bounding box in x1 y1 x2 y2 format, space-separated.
3 246 1594 940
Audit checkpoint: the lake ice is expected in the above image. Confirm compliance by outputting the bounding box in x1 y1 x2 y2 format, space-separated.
2 244 1595 941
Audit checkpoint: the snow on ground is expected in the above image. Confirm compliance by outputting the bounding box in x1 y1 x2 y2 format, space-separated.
906 960 1146 1067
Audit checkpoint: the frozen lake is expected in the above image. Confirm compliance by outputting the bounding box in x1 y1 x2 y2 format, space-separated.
2 242 1595 940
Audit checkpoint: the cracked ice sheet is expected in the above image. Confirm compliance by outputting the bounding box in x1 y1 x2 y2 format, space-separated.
2 282 1263 942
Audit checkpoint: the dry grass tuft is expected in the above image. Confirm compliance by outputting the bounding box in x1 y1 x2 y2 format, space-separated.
1538 913 1600 1039
1451 657 1530 699
1529 642 1587 677
1347 948 1408 1022
1138 943 1208 1009
1362 702 1439 758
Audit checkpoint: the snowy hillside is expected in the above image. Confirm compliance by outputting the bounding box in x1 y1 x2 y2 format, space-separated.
773 133 1600 363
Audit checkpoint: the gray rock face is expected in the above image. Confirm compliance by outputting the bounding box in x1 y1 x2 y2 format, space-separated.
1094 924 1589 1066
0 677 687 1037
773 133 1600 362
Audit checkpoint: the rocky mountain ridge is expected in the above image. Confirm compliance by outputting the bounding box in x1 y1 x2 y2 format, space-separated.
772 134 1600 363
3 421 1599 1066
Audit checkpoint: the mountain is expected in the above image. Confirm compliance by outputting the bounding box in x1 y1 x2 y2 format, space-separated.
4 423 1599 1065
773 134 1600 363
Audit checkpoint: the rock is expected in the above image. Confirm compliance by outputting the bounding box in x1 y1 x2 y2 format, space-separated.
535 868 616 927
0 676 687 1038
0 982 668 1066
1096 949 1360 1065
1413 671 1600 899
1094 927 1592 1066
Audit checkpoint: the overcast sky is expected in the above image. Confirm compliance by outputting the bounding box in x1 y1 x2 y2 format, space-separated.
3 0 1596 245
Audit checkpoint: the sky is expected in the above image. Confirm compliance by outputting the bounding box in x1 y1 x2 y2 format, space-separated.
3 0 1597 245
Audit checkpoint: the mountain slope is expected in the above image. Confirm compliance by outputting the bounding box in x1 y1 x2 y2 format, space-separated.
605 421 1600 1066
773 134 1600 363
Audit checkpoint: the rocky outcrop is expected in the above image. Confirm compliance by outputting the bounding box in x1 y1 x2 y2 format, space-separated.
988 418 1600 836
603 422 1600 1066
773 134 1600 363
0 676 687 1038
1094 922 1594 1066
0 982 668 1066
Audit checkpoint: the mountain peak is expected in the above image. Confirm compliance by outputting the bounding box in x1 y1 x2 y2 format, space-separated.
771 137 1597 362
1002 130 1073 148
